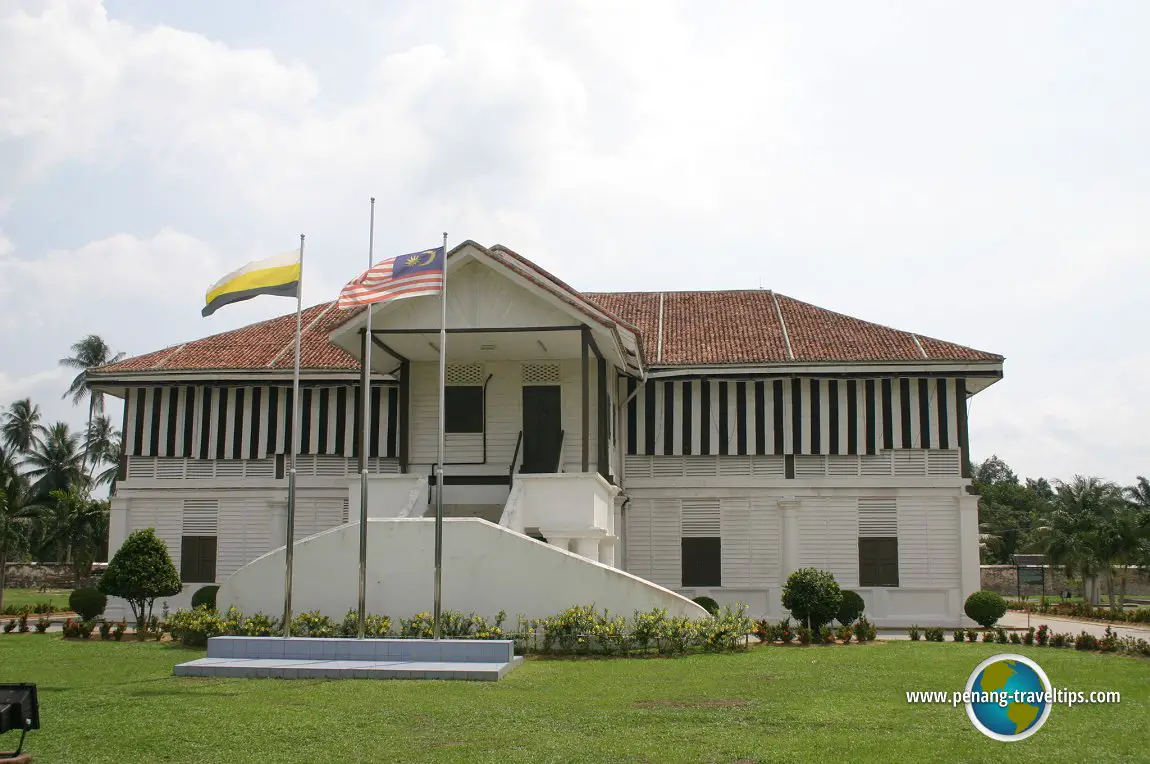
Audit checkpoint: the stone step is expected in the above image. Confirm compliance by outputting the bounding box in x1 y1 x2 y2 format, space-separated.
173 656 523 681
173 636 523 681
207 636 514 663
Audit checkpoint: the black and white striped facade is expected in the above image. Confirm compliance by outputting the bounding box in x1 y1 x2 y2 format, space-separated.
624 377 968 457
122 384 400 460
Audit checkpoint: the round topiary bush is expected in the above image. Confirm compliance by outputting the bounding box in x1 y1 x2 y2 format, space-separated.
837 590 865 625
191 585 219 611
69 587 107 621
964 590 1008 628
782 568 843 630
692 596 720 615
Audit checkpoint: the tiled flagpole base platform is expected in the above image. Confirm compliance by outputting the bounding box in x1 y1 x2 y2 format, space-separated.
173 636 523 681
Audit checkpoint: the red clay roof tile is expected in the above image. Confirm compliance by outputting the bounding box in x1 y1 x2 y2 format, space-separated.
93 253 1001 377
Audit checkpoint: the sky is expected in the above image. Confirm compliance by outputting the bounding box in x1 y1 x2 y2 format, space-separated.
1 0 1147 485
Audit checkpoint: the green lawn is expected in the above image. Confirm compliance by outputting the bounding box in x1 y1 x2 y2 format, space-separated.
1 637 1147 763
1 588 72 613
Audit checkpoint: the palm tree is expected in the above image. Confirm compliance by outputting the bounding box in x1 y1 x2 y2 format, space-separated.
1 397 45 457
1035 476 1134 609
0 474 44 613
59 334 125 438
42 488 109 586
94 434 123 497
22 422 88 498
83 415 119 483
1034 476 1112 604
1095 503 1147 610
1126 476 1150 510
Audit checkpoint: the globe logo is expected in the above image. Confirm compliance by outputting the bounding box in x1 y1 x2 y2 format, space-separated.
965 654 1053 741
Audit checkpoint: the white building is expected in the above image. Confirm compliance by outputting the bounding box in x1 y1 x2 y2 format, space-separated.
91 241 1002 625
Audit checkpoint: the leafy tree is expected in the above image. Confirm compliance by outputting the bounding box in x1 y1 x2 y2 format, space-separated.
98 528 182 633
1 398 45 456
22 422 87 498
970 455 1050 563
0 474 44 613
972 455 1018 486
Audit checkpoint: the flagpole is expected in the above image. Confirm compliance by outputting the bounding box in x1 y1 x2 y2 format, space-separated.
433 231 448 640
357 198 376 639
282 233 304 638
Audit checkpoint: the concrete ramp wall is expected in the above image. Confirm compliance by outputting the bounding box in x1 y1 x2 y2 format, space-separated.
216 517 708 621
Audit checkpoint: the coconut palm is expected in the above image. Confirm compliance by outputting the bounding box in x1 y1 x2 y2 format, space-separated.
1 397 45 456
94 434 123 497
59 334 125 435
1126 476 1150 510
83 414 119 482
1035 475 1136 609
0 474 44 612
41 488 109 585
22 422 88 498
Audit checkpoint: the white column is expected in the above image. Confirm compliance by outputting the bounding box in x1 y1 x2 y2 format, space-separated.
548 536 572 553
108 497 129 559
778 498 801 581
574 536 600 561
598 536 616 568
957 494 981 596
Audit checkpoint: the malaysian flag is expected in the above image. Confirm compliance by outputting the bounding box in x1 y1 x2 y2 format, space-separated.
337 246 445 309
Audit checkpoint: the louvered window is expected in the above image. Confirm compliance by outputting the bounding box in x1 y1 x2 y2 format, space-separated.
681 499 721 587
858 497 898 587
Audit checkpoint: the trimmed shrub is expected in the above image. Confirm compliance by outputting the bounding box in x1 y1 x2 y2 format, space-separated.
692 596 720 615
1009 631 1022 644
995 627 1009 644
908 625 922 641
69 587 107 621
1022 627 1035 646
782 568 843 630
797 626 813 645
964 591 1008 628
836 590 866 626
34 615 50 634
1075 631 1098 651
952 629 965 642
966 629 979 642
191 585 219 611
1036 624 1050 646
836 624 854 643
339 609 392 638
924 627 945 642
854 617 876 643
98 528 182 634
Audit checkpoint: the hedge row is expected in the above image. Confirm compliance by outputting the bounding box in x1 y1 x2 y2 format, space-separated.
167 603 756 656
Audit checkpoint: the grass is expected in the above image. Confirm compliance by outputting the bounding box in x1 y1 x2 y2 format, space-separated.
1 638 1148 762
1 588 72 612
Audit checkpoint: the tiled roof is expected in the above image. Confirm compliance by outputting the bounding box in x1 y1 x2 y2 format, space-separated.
586 291 1001 365
93 251 1001 377
95 304 364 375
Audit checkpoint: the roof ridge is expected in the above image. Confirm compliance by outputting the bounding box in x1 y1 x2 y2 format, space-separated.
770 291 795 361
267 301 337 368
153 343 189 369
910 333 929 359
